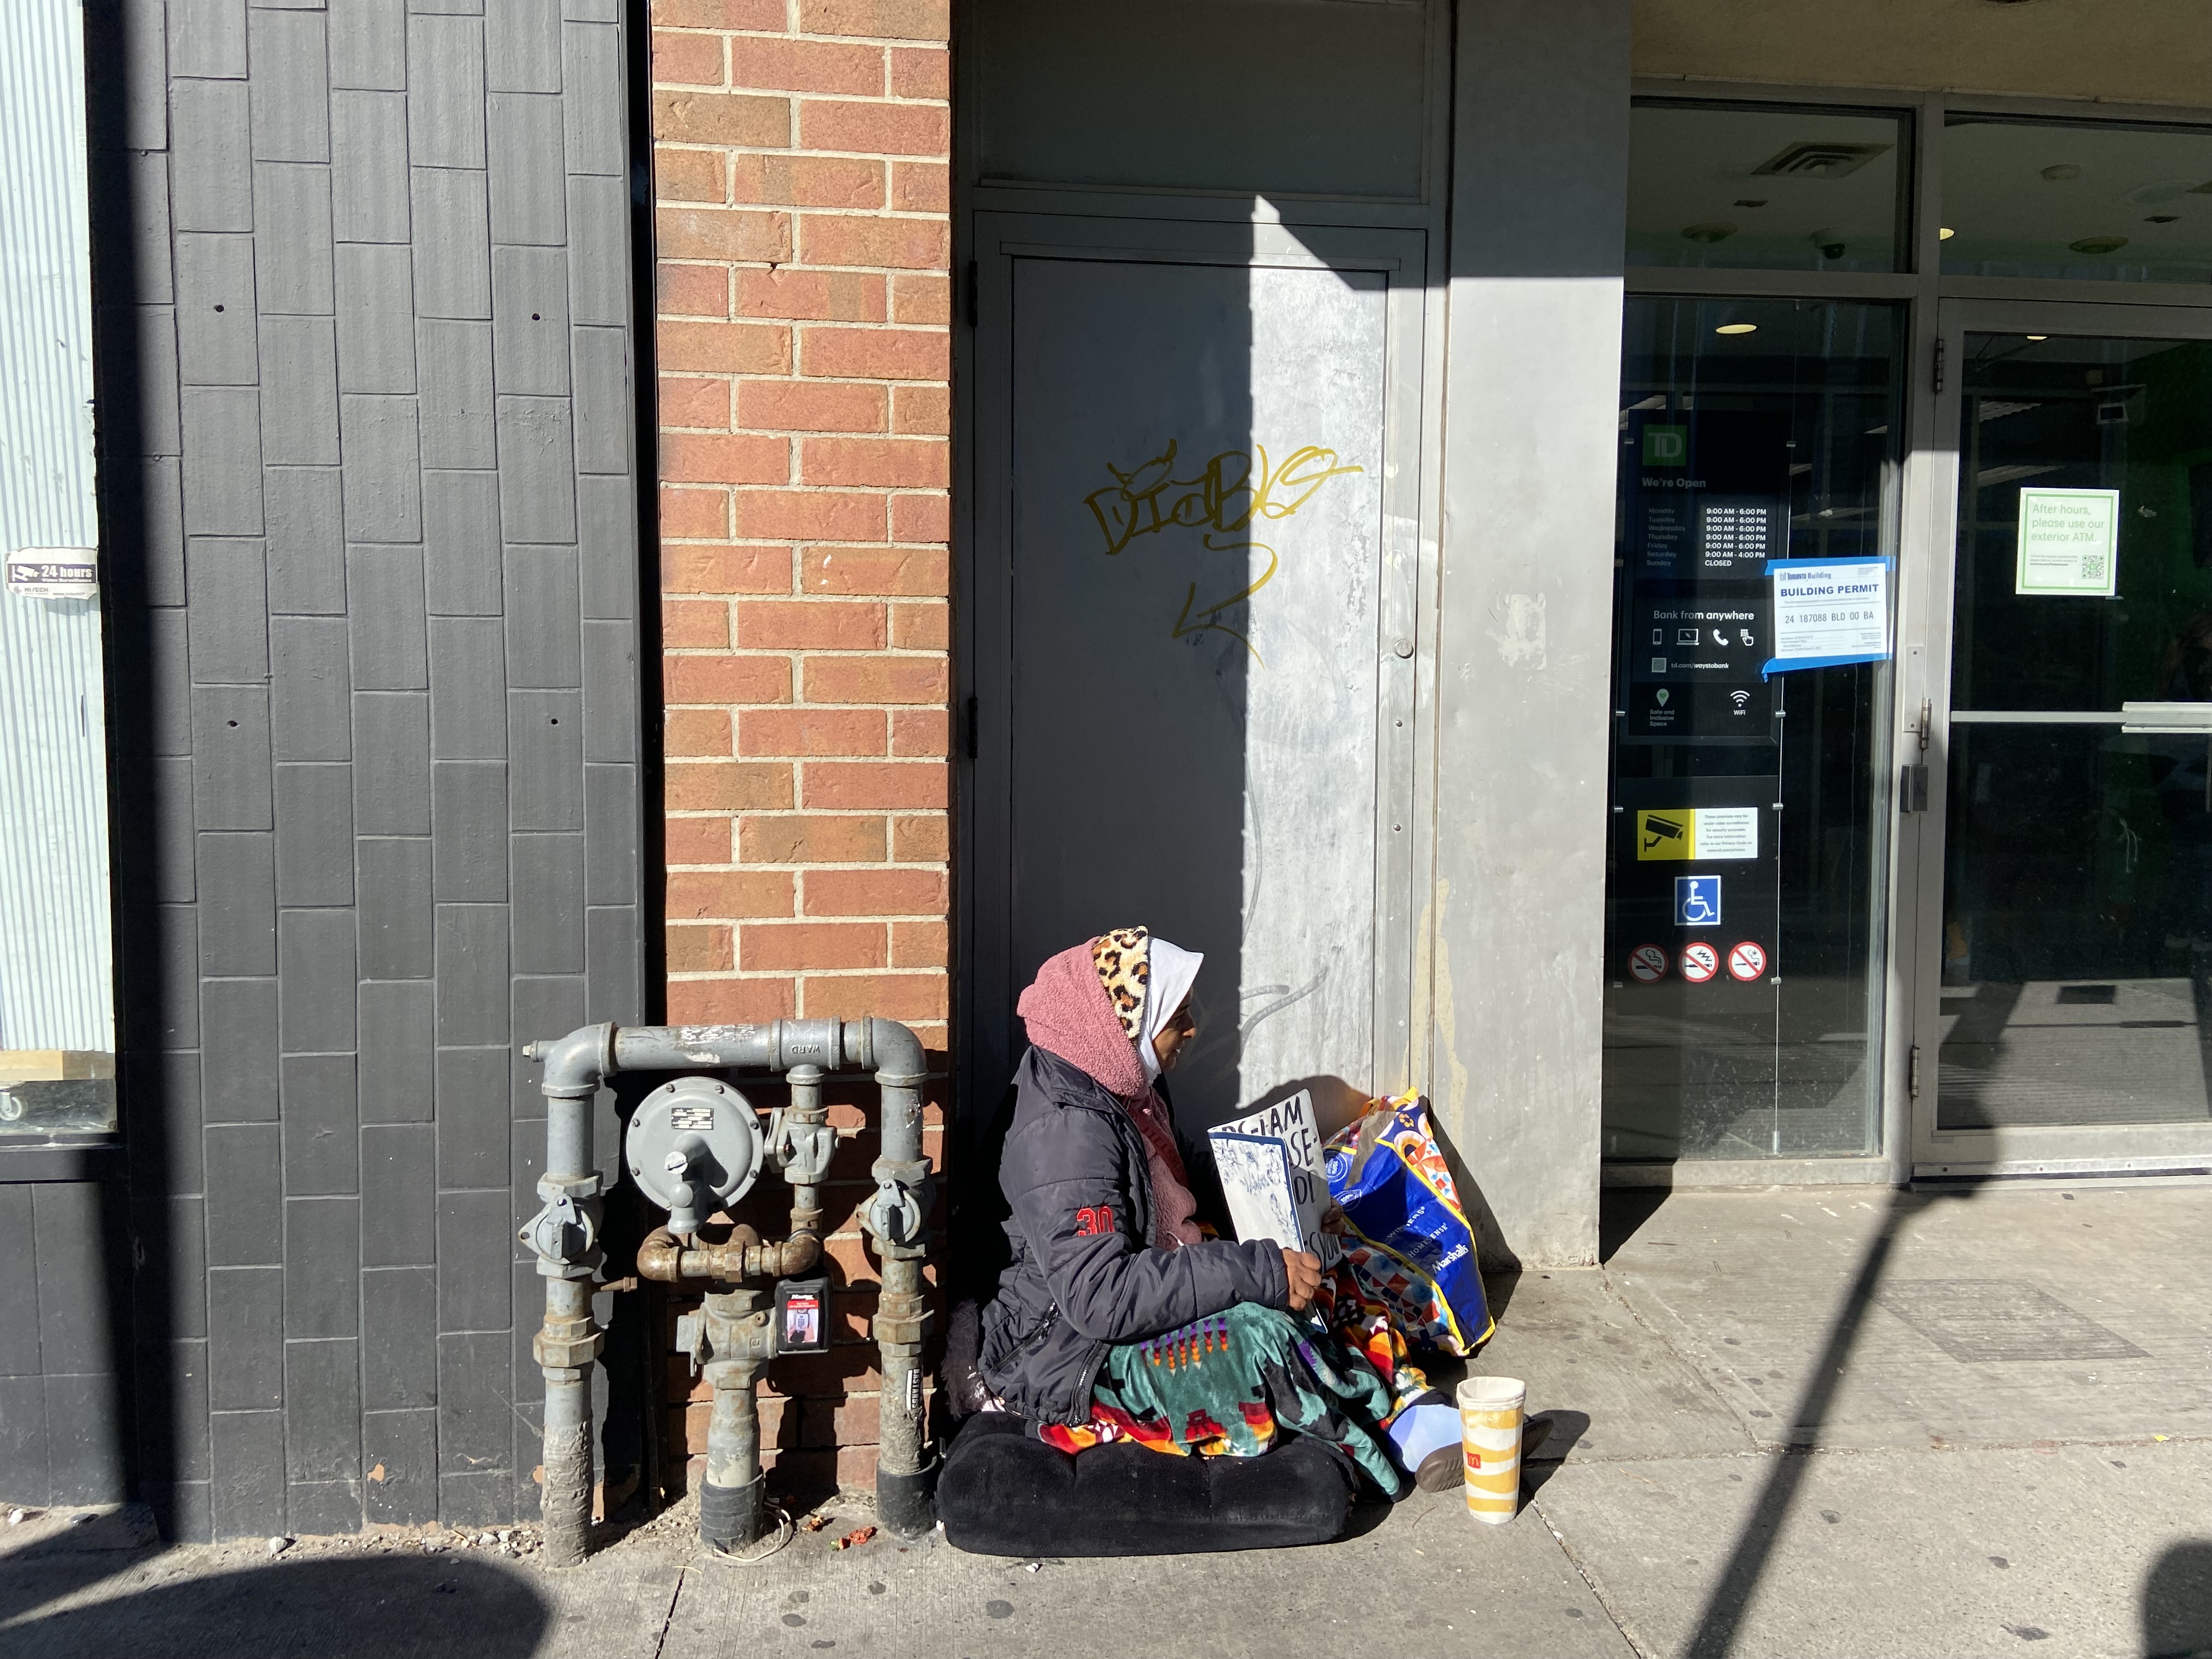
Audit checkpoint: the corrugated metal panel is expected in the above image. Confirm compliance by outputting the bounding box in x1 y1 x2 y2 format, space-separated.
0 0 112 1055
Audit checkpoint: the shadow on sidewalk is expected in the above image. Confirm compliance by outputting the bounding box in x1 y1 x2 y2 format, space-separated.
0 1550 550 1659
2144 1539 2212 1659
1671 1183 1973 1659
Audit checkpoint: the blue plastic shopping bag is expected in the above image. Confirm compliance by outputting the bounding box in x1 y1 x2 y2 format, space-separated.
1323 1092 1492 1355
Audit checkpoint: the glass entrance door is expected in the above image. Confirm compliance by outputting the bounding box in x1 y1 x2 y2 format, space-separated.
1919 302 2212 1172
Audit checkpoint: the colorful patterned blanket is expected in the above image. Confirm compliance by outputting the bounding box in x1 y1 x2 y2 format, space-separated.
1037 1274 1427 1496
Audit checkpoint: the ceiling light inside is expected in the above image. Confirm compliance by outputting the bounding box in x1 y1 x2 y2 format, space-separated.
2070 235 2129 255
1715 323 1758 336
1938 227 1956 240
2042 164 2083 182
2026 335 2048 341
1681 222 1738 244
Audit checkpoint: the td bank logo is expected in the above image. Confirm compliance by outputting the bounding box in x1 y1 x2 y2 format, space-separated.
1643 425 1688 466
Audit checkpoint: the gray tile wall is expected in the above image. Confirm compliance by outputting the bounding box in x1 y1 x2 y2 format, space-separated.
82 0 644 1542
0 1180 133 1508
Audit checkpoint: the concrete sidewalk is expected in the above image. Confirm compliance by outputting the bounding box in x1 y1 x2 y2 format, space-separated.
7 1184 2212 1659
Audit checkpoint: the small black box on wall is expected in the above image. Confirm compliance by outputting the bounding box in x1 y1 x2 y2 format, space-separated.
776 1274 831 1354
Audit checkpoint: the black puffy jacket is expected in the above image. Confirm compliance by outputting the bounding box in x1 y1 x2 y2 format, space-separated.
976 1046 1289 1426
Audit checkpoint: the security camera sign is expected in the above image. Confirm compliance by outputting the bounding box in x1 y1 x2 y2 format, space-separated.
5 548 98 600
1634 806 1759 861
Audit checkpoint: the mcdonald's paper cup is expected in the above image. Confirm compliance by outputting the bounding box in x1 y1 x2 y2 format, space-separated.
1457 1375 1526 1523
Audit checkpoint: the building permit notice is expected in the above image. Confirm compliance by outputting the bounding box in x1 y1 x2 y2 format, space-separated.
1762 557 1890 676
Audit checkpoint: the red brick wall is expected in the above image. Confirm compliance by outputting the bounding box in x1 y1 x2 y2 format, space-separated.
648 0 951 1492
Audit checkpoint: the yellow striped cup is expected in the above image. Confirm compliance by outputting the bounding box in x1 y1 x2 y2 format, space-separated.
1457 1375 1526 1523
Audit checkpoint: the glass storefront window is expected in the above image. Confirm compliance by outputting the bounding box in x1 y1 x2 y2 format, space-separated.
1603 298 1905 1161
1943 334 2212 1131
1951 335 2212 712
1943 117 2212 286
1628 102 1909 274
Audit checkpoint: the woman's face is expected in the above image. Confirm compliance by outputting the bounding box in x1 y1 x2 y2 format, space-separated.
1152 996 1198 1072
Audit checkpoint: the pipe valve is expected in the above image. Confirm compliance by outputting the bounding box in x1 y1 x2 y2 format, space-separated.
518 1188 598 1273
770 1111 836 1187
864 1157 933 1254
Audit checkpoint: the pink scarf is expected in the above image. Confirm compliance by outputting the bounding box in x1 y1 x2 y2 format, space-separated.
1016 941 1203 1249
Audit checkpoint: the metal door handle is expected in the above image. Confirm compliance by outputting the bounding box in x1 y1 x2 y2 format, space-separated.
2120 701 2212 734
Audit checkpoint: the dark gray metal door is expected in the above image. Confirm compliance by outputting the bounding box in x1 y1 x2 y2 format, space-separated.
966 216 1427 1131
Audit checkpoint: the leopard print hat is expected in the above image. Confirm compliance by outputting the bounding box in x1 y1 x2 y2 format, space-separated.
1092 926 1203 1083
1091 927 1152 1046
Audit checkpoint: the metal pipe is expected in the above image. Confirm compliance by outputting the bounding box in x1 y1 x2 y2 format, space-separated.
697 1279 770 1551
613 1023 775 1073
699 1359 764 1549
856 1017 935 1538
524 1016 936 1560
537 1276 597 1567
523 1023 616 1569
635 1223 822 1285
873 1255 928 1531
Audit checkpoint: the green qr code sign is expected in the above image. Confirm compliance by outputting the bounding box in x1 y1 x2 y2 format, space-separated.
2016 487 2119 597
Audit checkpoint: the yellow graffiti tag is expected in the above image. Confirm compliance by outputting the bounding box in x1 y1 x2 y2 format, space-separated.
1083 441 1363 662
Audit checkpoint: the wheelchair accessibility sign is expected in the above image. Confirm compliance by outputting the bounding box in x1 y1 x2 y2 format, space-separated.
1675 876 1722 928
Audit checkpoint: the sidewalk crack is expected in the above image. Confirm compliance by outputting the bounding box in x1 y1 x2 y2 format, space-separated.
1534 1493 1657 1659
1600 1265 1762 1452
646 1565 686 1659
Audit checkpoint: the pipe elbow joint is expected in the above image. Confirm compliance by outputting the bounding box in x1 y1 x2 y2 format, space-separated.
531 1023 616 1098
847 1017 926 1086
636 1227 685 1283
773 1229 822 1278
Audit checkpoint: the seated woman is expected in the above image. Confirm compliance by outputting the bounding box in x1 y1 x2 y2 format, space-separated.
976 926 1408 1494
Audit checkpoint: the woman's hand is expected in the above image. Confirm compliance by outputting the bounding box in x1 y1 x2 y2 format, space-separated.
1280 1249 1323 1312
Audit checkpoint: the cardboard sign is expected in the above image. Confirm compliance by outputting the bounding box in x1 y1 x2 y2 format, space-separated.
1209 1088 1338 1263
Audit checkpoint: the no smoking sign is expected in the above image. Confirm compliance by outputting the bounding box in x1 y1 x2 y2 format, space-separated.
1728 941 1767 981
1627 944 1668 983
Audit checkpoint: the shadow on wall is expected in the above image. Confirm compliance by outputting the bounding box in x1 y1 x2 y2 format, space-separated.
1241 1074 1371 1144
1427 1107 1520 1274
2145 1539 2212 1659
0 1549 551 1658
78 0 181 1538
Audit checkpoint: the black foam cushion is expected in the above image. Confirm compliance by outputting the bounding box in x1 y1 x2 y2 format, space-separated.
936 1412 1358 1557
